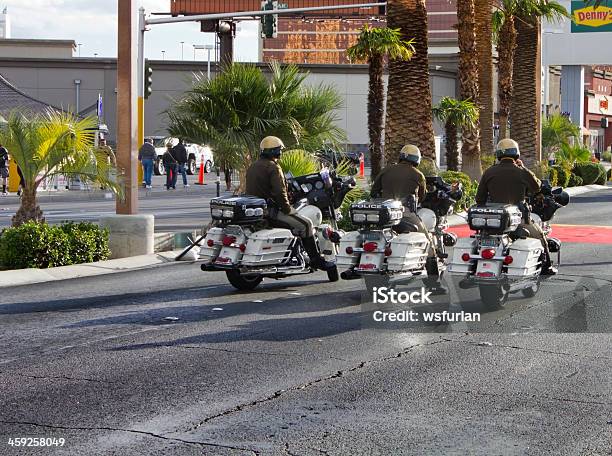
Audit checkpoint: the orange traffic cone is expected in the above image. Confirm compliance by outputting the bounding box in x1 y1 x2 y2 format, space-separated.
358 153 365 179
195 154 205 185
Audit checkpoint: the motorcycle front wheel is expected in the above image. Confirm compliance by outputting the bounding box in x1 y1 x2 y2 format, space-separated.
226 270 263 291
478 284 509 309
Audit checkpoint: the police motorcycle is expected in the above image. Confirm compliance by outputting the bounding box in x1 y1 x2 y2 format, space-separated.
448 180 569 308
337 176 462 287
199 168 356 291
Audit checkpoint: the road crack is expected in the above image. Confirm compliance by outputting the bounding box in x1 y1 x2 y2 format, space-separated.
186 338 451 432
0 372 120 385
179 345 294 357
455 389 610 406
460 341 612 360
0 419 258 455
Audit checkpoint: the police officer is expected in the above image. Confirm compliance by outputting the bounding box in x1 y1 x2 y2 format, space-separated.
475 138 556 275
371 144 430 237
245 136 334 271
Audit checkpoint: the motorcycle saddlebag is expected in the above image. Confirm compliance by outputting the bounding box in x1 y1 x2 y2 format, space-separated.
199 227 225 264
241 228 293 266
386 232 429 273
336 231 362 268
447 237 477 274
506 238 543 277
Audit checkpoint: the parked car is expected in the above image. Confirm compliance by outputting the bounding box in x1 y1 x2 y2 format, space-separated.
151 137 214 175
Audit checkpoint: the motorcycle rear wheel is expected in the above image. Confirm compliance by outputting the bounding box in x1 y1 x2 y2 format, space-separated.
226 270 263 291
521 280 540 298
479 284 509 309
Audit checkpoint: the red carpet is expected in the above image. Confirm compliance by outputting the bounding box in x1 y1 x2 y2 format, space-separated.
447 224 612 244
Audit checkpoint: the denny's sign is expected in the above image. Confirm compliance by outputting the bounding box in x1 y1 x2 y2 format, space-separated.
572 2 612 33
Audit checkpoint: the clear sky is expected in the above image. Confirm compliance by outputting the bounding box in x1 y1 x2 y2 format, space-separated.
2 0 259 61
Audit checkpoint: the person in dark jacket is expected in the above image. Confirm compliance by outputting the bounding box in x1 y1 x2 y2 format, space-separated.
476 138 555 275
0 143 9 195
172 139 189 188
245 136 334 271
162 139 179 190
138 138 157 188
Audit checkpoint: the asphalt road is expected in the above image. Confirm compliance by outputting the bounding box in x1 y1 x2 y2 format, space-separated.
0 175 224 233
0 189 611 455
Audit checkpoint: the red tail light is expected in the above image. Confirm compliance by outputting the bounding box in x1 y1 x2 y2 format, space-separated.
222 235 236 247
503 255 513 265
481 249 495 260
363 242 378 253
206 239 215 247
239 244 247 252
384 246 392 256
345 246 354 255
461 253 471 262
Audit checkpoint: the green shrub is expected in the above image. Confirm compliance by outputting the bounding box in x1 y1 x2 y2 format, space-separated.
608 168 612 181
567 173 583 187
480 154 495 171
572 162 607 185
337 186 369 231
417 158 439 177
547 166 558 187
440 170 477 212
0 221 110 270
60 222 110 264
552 164 571 187
601 150 611 162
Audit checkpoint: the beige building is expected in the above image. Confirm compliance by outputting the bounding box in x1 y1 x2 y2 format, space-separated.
0 38 75 59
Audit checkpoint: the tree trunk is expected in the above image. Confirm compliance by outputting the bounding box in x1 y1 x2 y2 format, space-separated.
384 0 436 164
12 186 44 227
475 0 494 156
368 53 385 178
510 18 542 167
497 16 516 140
445 121 459 171
457 0 483 180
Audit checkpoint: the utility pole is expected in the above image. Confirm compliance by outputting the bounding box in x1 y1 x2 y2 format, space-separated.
116 0 139 215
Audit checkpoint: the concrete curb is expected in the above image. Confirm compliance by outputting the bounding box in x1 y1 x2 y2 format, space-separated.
564 184 609 197
0 249 194 289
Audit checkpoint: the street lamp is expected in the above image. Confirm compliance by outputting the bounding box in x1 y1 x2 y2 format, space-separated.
77 43 82 57
161 50 165 60
180 41 184 60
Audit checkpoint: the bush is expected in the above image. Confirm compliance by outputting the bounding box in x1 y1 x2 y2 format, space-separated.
572 162 607 185
0 221 110 270
608 168 612 181
547 166 558 187
440 170 477 212
337 186 369 231
567 173 583 187
552 164 571 187
480 154 495 171
602 150 612 162
417 158 439 177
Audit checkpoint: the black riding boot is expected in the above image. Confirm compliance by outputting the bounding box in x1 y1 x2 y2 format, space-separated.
302 236 335 271
540 252 557 276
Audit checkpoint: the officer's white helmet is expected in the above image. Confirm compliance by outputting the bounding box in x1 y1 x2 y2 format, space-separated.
399 144 422 165
260 136 285 159
496 138 520 160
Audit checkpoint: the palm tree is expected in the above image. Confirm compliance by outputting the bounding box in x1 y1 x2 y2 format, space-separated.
510 0 569 166
166 62 345 188
492 0 518 140
347 25 414 178
542 113 580 157
433 97 479 171
384 0 436 164
475 0 495 157
457 0 483 179
0 111 119 227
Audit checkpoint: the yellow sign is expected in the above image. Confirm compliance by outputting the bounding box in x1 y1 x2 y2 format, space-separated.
572 3 612 32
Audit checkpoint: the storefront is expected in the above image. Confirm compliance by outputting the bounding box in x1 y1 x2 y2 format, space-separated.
584 67 612 154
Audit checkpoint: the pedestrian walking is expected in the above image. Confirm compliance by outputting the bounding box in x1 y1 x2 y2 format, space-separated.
224 165 233 191
0 143 9 195
172 138 189 188
138 138 156 189
162 139 179 190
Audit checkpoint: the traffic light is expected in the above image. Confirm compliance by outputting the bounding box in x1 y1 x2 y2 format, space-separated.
144 60 153 99
261 0 278 39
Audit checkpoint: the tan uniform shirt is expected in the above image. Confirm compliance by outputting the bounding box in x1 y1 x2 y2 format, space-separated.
475 159 541 205
245 157 292 214
370 162 427 203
